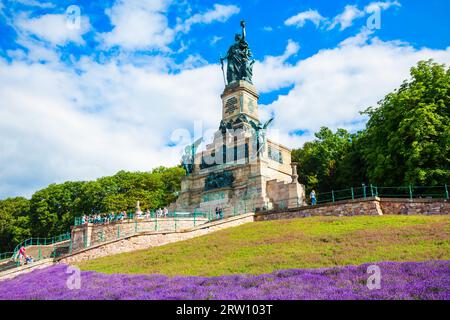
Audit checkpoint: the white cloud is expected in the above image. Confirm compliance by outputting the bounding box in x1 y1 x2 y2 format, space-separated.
176 4 240 33
255 31 450 148
338 27 374 47
327 1 401 31
100 0 175 50
99 1 239 51
284 9 326 28
365 1 401 13
328 5 365 31
210 35 223 45
253 39 300 93
14 12 91 45
14 0 55 8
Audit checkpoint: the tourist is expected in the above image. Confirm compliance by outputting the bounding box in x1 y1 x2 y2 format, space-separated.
310 190 317 205
219 208 224 219
215 207 220 219
18 246 26 265
157 208 162 217
145 209 150 219
163 207 168 218
25 255 34 264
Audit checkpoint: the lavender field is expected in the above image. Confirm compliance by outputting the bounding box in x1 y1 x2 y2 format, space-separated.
0 261 448 300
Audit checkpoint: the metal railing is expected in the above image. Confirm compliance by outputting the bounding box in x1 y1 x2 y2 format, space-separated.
72 198 259 228
74 212 136 226
0 252 13 262
313 184 449 205
73 208 252 252
11 232 71 256
0 232 72 272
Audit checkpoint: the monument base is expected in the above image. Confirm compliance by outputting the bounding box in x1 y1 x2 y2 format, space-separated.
170 77 306 215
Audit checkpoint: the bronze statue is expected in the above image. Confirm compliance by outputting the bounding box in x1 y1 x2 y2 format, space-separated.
250 118 274 158
220 20 255 85
181 137 203 175
205 170 235 191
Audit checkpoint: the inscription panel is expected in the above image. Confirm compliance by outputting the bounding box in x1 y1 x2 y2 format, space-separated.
225 96 238 115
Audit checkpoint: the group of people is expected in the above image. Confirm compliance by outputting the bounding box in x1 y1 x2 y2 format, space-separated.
81 211 129 225
135 207 169 219
215 207 224 220
80 207 171 226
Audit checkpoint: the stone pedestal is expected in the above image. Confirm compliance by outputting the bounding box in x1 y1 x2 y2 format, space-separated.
171 79 306 214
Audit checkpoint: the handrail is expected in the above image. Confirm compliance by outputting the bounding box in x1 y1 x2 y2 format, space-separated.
12 232 71 259
313 184 448 205
0 252 13 262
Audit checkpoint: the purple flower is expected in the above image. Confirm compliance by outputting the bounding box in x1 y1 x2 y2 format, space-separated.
0 261 448 300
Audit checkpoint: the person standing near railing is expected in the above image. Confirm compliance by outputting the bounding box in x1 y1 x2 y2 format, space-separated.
310 190 317 205
163 207 168 218
18 246 26 265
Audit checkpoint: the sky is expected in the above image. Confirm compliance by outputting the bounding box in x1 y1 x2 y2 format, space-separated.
0 0 449 199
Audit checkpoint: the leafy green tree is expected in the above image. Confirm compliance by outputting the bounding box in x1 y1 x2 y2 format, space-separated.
334 131 368 188
361 60 450 185
292 127 354 192
0 197 31 252
153 166 186 205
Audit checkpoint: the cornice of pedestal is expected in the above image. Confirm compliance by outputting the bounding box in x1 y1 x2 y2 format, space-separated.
221 80 259 99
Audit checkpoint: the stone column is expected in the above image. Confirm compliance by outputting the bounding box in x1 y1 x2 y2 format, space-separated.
291 162 299 183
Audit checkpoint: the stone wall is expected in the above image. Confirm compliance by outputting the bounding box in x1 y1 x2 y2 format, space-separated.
254 197 449 221
255 197 383 221
70 217 208 252
379 198 450 215
60 213 254 264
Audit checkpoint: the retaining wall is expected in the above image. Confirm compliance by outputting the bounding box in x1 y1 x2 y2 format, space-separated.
254 197 449 221
70 217 208 251
59 213 254 264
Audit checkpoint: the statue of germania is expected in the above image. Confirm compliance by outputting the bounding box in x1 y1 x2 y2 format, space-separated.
220 20 255 85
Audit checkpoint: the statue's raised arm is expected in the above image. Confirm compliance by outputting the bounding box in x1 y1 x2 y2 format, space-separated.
240 20 246 41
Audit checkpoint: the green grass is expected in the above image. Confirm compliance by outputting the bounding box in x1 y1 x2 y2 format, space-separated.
78 215 450 276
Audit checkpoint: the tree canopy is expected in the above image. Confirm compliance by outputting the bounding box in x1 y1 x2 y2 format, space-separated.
292 60 449 193
361 60 449 186
0 166 185 251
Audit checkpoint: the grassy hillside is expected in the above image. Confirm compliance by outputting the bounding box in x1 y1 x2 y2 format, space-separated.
78 215 450 276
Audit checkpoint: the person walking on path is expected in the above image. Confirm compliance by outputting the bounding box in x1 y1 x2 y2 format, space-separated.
310 190 317 205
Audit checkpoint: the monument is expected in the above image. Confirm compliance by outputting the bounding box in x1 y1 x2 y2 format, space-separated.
170 20 306 215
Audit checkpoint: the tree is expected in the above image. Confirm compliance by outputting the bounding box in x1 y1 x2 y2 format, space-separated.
292 127 354 193
153 166 186 205
334 131 368 188
361 60 450 185
0 197 31 252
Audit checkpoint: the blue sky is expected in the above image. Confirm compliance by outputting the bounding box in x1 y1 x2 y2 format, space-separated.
0 0 449 199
